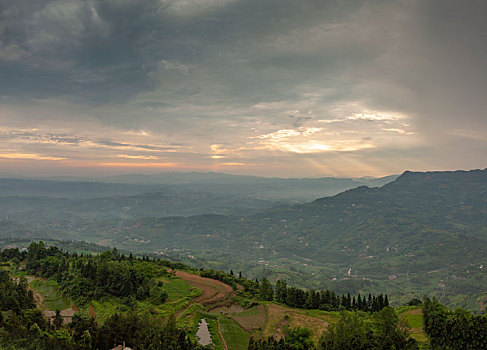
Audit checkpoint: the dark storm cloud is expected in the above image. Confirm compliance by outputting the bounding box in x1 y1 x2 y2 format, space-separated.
0 0 162 102
0 0 361 103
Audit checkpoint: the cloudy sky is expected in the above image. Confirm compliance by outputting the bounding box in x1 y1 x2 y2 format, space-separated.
0 0 486 177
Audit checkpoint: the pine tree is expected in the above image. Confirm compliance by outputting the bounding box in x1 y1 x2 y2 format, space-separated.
259 278 274 301
357 293 363 310
275 280 287 303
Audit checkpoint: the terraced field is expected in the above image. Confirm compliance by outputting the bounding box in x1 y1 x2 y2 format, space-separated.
175 270 234 307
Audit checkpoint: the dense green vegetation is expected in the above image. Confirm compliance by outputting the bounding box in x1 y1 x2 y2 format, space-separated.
22 242 168 305
2 167 487 350
271 279 389 312
249 327 316 350
423 296 487 349
219 317 250 350
30 279 71 310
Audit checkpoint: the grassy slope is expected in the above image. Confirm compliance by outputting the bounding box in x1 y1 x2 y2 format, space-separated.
219 317 250 350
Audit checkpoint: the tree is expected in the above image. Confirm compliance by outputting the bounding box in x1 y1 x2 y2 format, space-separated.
285 326 315 350
407 298 422 306
275 280 287 304
374 306 418 349
259 278 274 301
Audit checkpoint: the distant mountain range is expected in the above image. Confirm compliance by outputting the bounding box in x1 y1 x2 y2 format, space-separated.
1 172 397 202
0 173 397 222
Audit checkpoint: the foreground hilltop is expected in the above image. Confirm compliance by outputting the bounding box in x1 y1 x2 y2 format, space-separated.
0 242 425 349
3 241 487 349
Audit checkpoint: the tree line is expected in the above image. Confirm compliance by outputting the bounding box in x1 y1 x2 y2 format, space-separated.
17 242 170 305
271 279 389 312
200 268 389 313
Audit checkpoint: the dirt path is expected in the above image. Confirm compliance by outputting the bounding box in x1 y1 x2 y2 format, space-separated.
217 318 228 350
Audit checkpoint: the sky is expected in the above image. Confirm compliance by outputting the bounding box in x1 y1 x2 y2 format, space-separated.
0 0 486 178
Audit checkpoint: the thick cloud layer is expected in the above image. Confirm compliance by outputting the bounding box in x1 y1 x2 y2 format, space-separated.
0 0 486 177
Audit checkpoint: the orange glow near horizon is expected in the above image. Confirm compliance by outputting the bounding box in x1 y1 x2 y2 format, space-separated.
0 153 67 161
0 157 403 177
97 162 179 168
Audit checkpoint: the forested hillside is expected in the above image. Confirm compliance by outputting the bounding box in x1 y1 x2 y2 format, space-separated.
2 242 487 349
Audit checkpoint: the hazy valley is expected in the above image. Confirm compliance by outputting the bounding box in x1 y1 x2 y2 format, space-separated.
1 169 486 312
